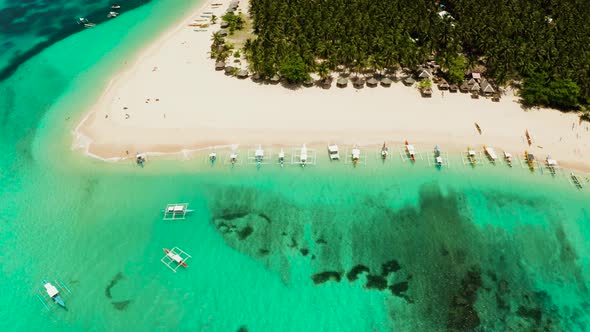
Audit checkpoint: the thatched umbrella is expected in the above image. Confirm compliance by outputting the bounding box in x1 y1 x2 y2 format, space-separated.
321 77 332 89
438 79 449 90
380 77 393 87
224 65 235 76
236 69 249 79
421 87 433 97
220 21 229 29
337 77 348 88
403 76 416 86
251 73 262 82
449 84 458 93
353 78 365 88
218 29 228 37
215 61 225 71
367 77 379 87
269 74 281 84
303 78 315 87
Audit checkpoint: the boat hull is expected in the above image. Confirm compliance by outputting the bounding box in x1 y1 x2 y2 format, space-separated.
163 248 188 267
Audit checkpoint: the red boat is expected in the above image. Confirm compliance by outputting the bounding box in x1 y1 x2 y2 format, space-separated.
163 248 188 267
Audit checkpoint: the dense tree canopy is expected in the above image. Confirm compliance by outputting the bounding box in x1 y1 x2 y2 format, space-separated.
245 0 590 108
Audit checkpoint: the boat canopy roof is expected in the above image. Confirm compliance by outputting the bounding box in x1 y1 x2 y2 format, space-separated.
255 149 264 156
485 147 497 159
547 158 557 165
44 283 59 297
328 145 339 152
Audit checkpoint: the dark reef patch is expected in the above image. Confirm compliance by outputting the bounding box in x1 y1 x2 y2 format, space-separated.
105 272 124 299
112 299 133 311
311 271 342 285
346 264 370 282
365 275 388 290
381 259 401 276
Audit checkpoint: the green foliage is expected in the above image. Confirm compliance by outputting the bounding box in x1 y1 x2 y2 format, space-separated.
210 15 217 24
222 12 245 35
522 73 580 110
247 0 590 108
234 50 241 58
419 79 432 89
280 54 310 84
446 56 467 84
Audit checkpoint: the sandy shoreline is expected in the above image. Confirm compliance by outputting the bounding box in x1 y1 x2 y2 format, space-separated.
75 0 590 172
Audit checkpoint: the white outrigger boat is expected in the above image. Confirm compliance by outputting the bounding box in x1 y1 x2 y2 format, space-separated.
504 151 513 167
434 145 443 167
405 140 416 162
546 155 558 174
161 247 191 272
255 145 264 164
300 144 308 167
351 146 360 167
381 142 389 160
484 146 497 163
136 153 146 167
36 279 71 311
570 172 583 189
229 151 238 165
328 144 340 160
209 152 217 164
107 11 119 18
467 146 477 166
278 149 285 167
162 203 194 220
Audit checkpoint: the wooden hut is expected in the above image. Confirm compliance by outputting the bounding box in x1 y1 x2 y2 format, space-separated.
367 77 379 87
353 78 365 89
215 61 225 71
303 78 315 87
320 77 332 89
224 65 235 76
470 82 481 93
438 79 449 90
403 76 416 86
480 80 495 96
449 84 458 93
236 69 249 79
460 81 470 93
380 77 393 87
337 77 348 88
417 68 433 80
421 87 433 98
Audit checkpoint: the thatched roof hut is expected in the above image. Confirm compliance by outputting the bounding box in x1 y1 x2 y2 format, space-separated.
380 77 393 87
220 21 229 29
269 74 281 84
417 68 432 80
236 69 249 79
337 77 348 88
403 76 416 86
438 79 449 90
303 78 315 87
480 80 495 95
449 84 458 92
367 77 379 87
320 77 332 89
215 61 225 71
421 87 433 97
460 81 470 93
353 78 365 88
470 82 481 92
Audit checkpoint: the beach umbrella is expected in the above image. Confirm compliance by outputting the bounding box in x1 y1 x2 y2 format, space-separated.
321 78 332 89
237 69 249 79
403 76 416 86
224 66 235 75
336 77 348 88
380 77 393 87
449 84 458 92
353 78 365 88
215 61 225 71
367 77 378 87
303 78 315 87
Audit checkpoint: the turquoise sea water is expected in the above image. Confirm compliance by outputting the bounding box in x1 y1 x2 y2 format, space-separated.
1 0 590 331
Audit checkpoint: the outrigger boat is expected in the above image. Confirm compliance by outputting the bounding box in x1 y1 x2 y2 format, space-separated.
107 11 119 18
278 149 285 167
328 144 340 160
255 145 264 164
434 145 443 167
405 140 416 162
36 279 71 311
467 146 477 165
381 142 389 160
229 151 238 165
475 122 482 135
77 17 95 28
546 155 558 174
484 146 497 163
525 151 535 171
209 152 217 164
111 4 121 9
162 203 194 220
504 151 513 167
351 146 360 167
571 172 583 189
525 129 533 146
136 153 146 167
300 144 308 167
161 247 192 272
163 248 188 267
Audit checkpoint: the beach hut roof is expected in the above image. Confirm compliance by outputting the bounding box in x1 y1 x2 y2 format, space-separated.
224 66 235 74
269 74 281 82
470 82 481 91
404 76 416 85
367 77 378 86
471 72 481 80
449 83 458 91
337 77 348 86
380 77 393 86
237 69 249 78
215 61 225 70
354 79 365 88
417 68 432 79
460 81 470 90
480 80 495 93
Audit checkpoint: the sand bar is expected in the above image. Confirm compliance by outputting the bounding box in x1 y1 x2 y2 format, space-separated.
75 0 590 171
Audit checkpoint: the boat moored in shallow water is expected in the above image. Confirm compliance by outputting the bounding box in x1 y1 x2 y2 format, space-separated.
381 142 389 160
328 144 340 160
161 247 192 272
300 144 308 167
352 146 360 166
467 146 477 165
405 140 416 162
504 151 513 167
36 279 71 311
278 149 285 167
434 145 443 167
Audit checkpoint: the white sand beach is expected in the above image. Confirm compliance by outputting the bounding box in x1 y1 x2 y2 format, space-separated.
75 0 590 171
